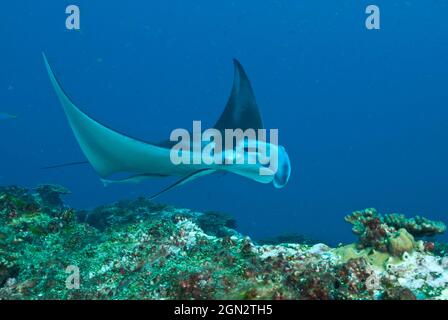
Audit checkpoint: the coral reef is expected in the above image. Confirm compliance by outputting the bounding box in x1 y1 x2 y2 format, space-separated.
257 233 318 246
384 213 446 238
387 229 415 257
196 211 237 238
0 186 447 300
345 208 446 257
77 197 169 231
34 184 71 209
434 243 448 257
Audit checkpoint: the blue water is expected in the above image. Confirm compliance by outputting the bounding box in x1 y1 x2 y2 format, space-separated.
1 1 447 245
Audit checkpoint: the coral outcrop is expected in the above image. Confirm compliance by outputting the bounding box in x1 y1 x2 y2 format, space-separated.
345 208 446 257
0 186 447 300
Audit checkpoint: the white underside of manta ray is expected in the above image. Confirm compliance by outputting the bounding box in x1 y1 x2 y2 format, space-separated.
42 53 291 199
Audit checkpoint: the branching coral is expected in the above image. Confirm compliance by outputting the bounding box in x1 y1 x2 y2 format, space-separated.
344 208 392 252
384 214 446 238
345 208 446 257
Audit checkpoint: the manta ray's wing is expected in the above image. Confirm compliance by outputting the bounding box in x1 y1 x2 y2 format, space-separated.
43 53 183 179
214 59 263 132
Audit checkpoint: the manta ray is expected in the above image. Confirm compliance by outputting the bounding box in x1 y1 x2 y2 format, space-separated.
43 53 291 199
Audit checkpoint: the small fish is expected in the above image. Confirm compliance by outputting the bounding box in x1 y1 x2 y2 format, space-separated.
0 113 17 121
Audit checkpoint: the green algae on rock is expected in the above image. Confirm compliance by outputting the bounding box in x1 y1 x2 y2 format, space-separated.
0 186 447 300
